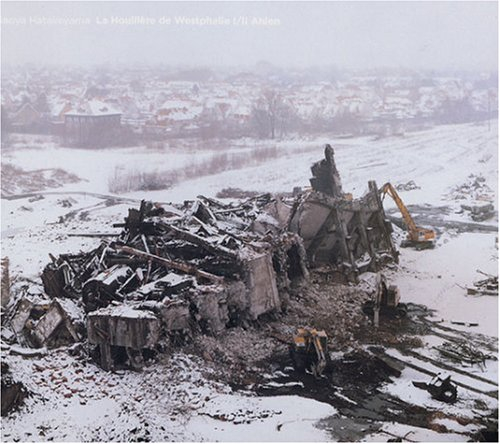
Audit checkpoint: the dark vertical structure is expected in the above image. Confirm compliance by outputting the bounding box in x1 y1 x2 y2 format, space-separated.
309 144 344 198
290 144 398 281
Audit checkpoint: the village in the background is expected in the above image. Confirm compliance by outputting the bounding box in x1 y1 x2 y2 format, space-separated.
1 0 498 441
1 64 497 146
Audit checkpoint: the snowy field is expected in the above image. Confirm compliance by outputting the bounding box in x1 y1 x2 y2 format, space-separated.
1 121 498 441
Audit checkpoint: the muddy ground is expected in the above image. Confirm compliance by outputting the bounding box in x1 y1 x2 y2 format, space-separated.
2 194 497 441
1 125 498 441
183 272 498 442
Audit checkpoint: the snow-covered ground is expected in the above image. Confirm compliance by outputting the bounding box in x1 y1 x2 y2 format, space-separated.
389 231 498 337
5 122 496 205
1 121 498 441
1 350 335 442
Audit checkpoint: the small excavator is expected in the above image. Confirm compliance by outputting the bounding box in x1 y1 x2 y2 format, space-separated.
290 328 328 377
379 182 436 250
362 273 408 325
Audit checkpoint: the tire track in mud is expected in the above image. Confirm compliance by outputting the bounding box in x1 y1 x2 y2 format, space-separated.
405 350 497 387
254 311 498 441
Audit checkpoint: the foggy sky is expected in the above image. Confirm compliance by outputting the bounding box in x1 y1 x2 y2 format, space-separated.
1 1 498 71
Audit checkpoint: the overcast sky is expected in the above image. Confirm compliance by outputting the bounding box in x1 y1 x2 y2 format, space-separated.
1 1 498 71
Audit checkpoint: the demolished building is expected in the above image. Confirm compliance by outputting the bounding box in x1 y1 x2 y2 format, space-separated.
4 144 398 371
290 144 398 280
37 196 308 370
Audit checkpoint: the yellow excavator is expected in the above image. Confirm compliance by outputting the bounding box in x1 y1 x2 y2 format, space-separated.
380 183 436 250
290 328 328 377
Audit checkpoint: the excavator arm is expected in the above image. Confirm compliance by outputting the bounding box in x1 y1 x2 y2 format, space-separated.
311 335 327 377
380 183 435 246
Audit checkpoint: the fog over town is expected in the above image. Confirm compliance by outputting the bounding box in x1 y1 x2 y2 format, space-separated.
2 1 498 69
1 1 499 443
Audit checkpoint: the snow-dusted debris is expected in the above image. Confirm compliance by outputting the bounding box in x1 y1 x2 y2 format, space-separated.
1 122 497 441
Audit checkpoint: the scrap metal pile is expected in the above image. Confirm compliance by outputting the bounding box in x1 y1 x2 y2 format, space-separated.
466 270 498 297
3 145 398 371
448 173 496 222
40 194 310 370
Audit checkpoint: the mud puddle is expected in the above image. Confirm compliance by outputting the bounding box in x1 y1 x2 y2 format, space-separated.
252 350 443 441
248 308 498 441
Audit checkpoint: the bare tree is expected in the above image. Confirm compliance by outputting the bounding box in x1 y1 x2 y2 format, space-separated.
264 90 280 139
252 89 295 139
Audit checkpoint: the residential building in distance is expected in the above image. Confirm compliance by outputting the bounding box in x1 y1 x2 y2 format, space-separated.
64 100 122 147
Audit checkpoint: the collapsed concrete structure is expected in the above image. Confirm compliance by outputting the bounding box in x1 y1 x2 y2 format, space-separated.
290 145 398 281
3 144 397 371
8 295 84 349
37 195 308 370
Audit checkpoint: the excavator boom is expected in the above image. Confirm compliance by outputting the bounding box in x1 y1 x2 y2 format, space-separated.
380 183 436 247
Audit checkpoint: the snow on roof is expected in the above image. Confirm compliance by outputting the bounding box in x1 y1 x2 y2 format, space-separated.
89 304 157 320
13 102 40 117
231 105 252 117
49 101 72 117
157 105 203 121
158 99 193 110
66 100 122 117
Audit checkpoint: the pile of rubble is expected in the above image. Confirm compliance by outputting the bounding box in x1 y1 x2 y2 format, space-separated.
41 194 309 370
435 341 495 367
1 163 81 196
448 174 494 201
459 202 495 222
466 271 498 297
447 174 496 222
288 145 398 279
395 180 420 192
2 145 398 373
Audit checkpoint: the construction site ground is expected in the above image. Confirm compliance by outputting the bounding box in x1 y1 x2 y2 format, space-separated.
1 121 498 441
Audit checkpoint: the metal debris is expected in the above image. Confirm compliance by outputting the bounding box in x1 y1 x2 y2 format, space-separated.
435 341 495 367
466 270 498 296
412 374 458 403
4 144 399 371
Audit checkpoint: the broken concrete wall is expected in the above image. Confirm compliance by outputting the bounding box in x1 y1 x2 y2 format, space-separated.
289 190 396 273
157 299 191 331
31 299 83 348
271 233 309 293
8 295 84 348
243 253 281 320
190 285 230 334
9 297 38 336
309 144 344 198
289 146 397 279
250 197 292 235
87 306 160 349
31 303 64 346
87 306 161 371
